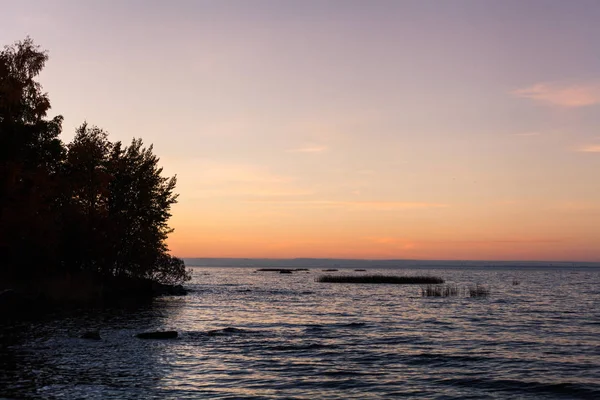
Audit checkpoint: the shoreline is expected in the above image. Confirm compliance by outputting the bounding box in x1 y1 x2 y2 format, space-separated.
0 274 188 321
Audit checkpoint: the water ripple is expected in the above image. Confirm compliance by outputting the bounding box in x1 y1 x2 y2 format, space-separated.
1 267 599 399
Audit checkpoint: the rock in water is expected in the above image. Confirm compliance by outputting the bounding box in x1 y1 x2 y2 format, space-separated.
81 330 101 340
136 330 178 339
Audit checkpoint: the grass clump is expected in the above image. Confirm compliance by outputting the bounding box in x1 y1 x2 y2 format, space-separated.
317 275 444 284
468 284 490 298
421 284 460 297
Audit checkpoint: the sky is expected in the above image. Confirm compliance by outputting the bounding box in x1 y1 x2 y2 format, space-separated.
2 0 600 261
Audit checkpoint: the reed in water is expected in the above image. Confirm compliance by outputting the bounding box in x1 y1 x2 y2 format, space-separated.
421 284 460 297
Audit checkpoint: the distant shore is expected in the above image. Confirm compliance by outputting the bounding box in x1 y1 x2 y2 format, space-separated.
183 258 600 269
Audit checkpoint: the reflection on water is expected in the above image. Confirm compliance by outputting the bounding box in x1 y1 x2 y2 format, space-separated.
1 267 599 399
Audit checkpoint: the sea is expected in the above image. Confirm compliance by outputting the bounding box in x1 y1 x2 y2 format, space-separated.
1 259 599 399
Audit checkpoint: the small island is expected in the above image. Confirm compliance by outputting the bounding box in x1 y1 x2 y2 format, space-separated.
317 275 444 284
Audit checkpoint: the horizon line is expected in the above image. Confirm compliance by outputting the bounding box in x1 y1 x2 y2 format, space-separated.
180 256 600 264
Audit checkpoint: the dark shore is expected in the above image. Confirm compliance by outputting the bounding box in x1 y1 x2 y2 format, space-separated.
0 274 187 320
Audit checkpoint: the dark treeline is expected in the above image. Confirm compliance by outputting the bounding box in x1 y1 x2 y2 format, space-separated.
0 38 190 288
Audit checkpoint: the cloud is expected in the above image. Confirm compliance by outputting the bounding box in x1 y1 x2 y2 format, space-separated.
494 200 518 205
512 83 600 107
357 169 376 175
576 145 600 153
430 239 564 244
245 199 448 210
287 145 327 153
161 158 306 199
366 236 562 249
197 163 291 184
366 237 416 249
512 132 541 137
549 201 600 212
340 201 448 210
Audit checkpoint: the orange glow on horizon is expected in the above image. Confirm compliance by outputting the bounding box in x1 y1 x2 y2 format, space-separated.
166 210 600 262
8 2 599 263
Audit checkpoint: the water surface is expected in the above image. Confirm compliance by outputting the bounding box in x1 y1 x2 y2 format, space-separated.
1 266 599 399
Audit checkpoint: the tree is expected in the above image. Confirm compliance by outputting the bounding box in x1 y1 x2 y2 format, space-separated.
60 123 113 274
60 124 189 283
0 37 189 285
107 138 187 282
0 37 65 277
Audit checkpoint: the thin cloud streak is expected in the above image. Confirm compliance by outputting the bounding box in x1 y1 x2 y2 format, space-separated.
424 239 564 244
549 201 600 212
576 145 600 153
512 82 600 107
512 132 541 137
368 237 564 246
287 146 328 153
245 200 449 210
366 237 416 249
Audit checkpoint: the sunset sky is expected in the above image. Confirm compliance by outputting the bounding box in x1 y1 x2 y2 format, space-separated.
3 1 600 261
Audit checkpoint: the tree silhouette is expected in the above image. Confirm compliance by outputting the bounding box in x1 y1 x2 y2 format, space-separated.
106 137 184 282
0 38 189 286
0 38 65 277
60 123 113 274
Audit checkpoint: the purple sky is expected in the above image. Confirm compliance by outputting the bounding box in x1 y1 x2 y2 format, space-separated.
3 1 600 260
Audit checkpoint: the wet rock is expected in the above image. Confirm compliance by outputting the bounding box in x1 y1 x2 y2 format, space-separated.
136 330 178 339
279 270 292 274
81 330 101 340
